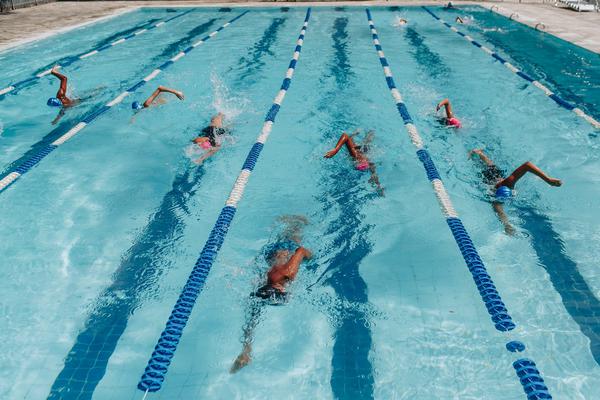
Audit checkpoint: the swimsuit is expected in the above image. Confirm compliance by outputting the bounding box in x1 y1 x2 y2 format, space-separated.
201 125 227 147
482 165 505 185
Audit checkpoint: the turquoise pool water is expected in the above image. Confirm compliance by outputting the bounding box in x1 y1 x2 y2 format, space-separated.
0 5 599 400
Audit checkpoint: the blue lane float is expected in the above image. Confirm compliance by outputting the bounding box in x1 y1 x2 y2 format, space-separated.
0 11 249 195
421 6 600 129
513 359 553 399
137 8 312 393
0 9 195 100
365 9 552 398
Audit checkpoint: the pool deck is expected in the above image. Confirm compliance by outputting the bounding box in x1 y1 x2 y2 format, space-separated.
0 1 599 53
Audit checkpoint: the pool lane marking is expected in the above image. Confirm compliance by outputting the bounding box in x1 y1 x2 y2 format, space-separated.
422 6 600 130
0 12 249 195
366 9 553 399
136 8 311 393
0 9 194 99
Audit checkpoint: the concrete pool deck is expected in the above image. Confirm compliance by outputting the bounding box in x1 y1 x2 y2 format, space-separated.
0 1 599 53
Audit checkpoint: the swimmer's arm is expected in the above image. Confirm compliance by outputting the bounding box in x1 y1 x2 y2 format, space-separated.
51 108 66 125
143 85 184 107
492 202 515 236
281 247 312 280
194 146 220 165
436 98 454 119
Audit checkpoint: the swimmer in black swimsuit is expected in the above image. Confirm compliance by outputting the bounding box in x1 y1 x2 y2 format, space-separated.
230 215 312 374
192 113 228 165
469 148 562 235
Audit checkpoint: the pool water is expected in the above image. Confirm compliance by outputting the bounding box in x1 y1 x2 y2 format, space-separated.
0 5 599 400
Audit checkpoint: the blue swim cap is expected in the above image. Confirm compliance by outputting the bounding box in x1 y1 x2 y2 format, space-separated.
131 101 143 110
47 97 62 107
495 185 512 200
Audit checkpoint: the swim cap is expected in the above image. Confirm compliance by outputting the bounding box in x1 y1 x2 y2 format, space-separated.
47 97 62 107
131 101 143 110
447 117 462 128
356 160 370 171
495 185 512 200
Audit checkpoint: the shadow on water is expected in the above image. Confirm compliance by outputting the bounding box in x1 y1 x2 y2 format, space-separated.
235 17 287 83
316 17 375 400
516 205 600 365
47 167 205 400
47 16 288 399
403 26 450 80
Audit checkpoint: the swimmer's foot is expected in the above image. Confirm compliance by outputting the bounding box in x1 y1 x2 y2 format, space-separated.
547 178 562 187
230 352 251 374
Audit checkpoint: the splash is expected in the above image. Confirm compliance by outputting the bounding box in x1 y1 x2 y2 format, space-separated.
210 71 249 121
392 15 408 28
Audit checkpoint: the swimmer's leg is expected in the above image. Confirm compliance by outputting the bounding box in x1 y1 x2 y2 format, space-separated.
368 162 385 196
231 298 263 373
279 215 309 244
492 201 515 236
499 161 562 189
468 148 495 167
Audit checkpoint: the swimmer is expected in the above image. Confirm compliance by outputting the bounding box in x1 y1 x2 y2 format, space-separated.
230 215 312 374
446 1 454 9
48 66 78 108
469 148 562 235
324 130 384 196
456 16 464 24
436 98 462 128
191 112 228 165
395 17 408 26
131 85 184 110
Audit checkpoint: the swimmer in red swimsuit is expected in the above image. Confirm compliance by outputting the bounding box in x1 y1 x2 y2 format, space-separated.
324 130 384 196
230 215 312 373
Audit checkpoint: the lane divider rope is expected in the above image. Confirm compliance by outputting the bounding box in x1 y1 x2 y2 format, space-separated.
136 8 311 393
0 11 249 195
366 9 552 399
0 10 195 100
422 6 599 130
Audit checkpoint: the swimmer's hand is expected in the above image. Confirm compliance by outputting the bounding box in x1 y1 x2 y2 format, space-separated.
324 150 336 158
230 352 251 374
468 148 484 159
299 247 313 259
175 91 185 100
548 178 562 187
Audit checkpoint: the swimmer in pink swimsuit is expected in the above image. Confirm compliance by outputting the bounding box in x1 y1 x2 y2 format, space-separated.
192 113 227 165
324 130 384 196
436 98 462 128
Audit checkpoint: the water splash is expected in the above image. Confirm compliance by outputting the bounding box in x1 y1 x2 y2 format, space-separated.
210 71 249 121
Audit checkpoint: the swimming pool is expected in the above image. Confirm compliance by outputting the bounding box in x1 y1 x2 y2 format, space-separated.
1 4 599 399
